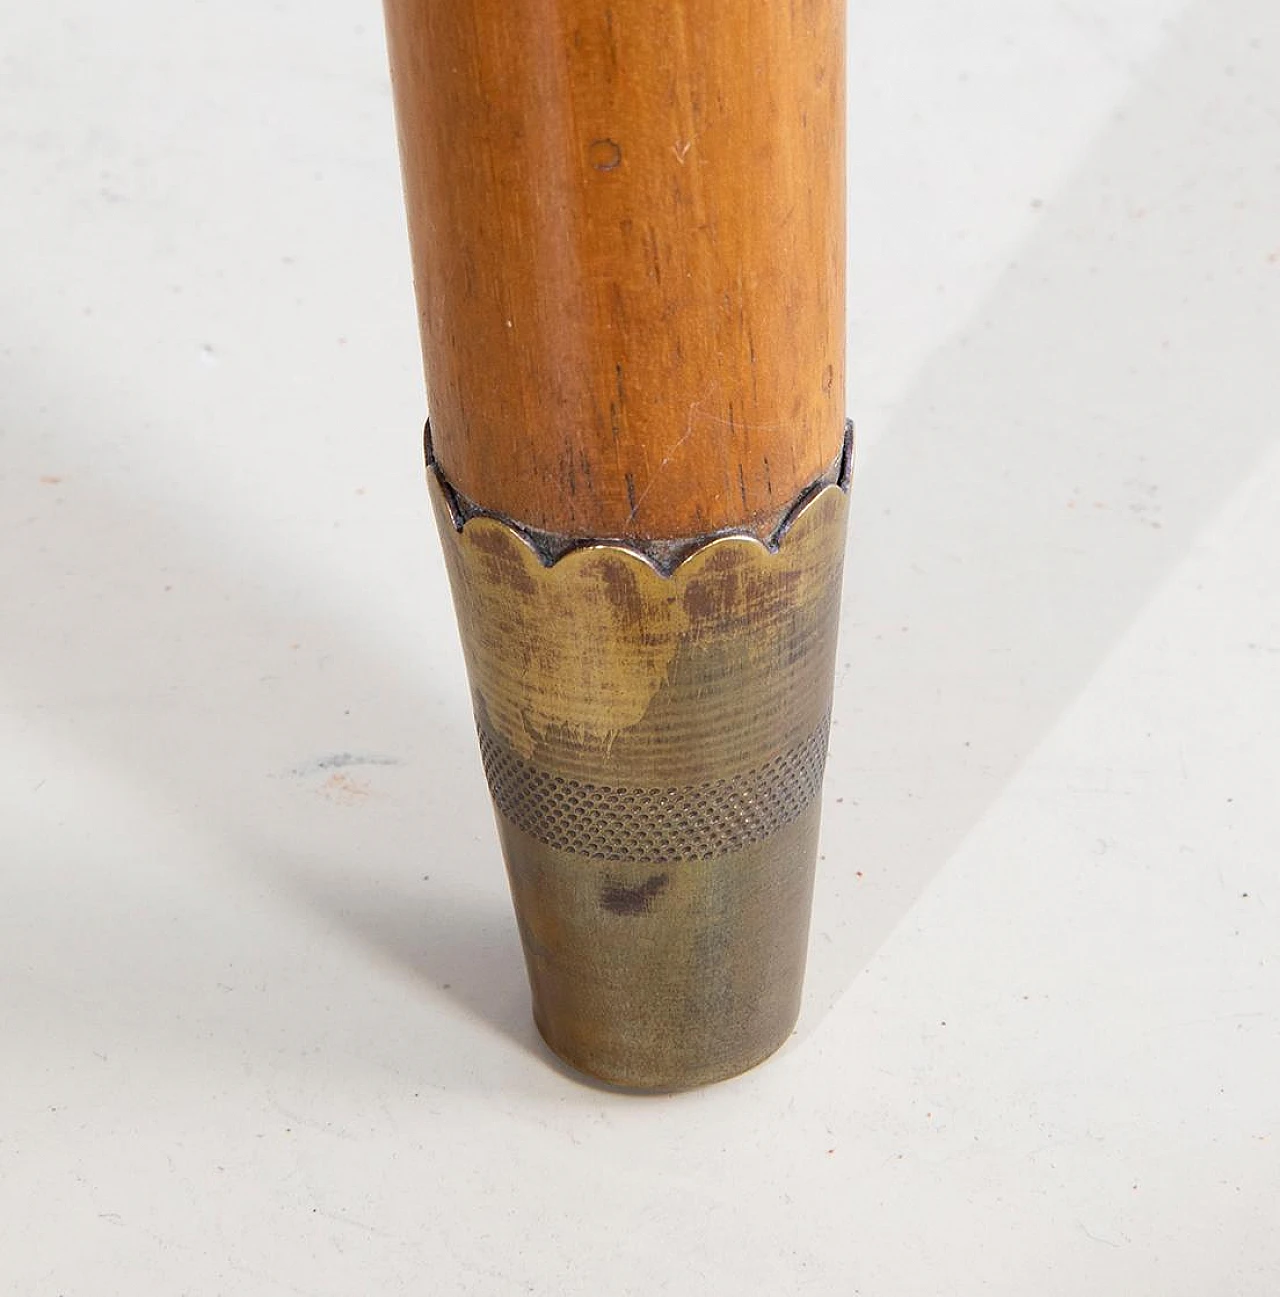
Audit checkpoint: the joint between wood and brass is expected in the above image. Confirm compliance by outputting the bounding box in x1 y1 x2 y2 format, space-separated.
426 419 854 577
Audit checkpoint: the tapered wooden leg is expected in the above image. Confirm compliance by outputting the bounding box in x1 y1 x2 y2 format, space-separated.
384 0 850 1087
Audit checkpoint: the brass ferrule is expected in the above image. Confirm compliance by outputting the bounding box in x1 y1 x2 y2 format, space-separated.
429 426 853 1089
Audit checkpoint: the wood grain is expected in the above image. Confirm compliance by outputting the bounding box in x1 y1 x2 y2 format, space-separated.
385 0 845 540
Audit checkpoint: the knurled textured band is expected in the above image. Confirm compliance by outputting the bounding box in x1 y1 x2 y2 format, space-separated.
477 713 831 863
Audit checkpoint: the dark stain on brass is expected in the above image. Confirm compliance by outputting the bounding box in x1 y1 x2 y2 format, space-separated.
600 873 670 916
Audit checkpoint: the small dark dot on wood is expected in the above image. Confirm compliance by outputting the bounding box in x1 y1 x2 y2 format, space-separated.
589 138 622 171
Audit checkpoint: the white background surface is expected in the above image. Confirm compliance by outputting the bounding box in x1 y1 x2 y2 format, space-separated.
3 1 1278 1292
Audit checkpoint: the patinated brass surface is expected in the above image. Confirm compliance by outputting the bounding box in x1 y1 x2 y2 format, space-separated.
429 431 852 1090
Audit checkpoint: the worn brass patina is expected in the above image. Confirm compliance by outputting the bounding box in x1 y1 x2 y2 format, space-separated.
430 429 852 1089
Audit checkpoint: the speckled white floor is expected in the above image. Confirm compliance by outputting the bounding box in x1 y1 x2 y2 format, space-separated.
3 1 1277 1291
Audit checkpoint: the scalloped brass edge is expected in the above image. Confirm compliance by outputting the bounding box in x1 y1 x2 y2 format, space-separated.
426 420 853 575
427 432 850 775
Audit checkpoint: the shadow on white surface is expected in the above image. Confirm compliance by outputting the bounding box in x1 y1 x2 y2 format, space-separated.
806 0 1278 1026
0 416 539 1088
